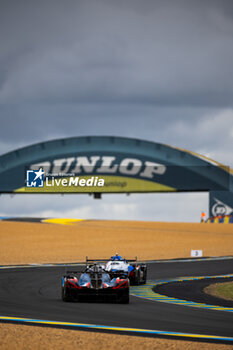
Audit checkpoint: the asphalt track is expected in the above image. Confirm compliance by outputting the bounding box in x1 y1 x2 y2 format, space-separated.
0 258 233 344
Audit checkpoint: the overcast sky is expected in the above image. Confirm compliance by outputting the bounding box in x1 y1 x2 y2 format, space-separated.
0 0 232 222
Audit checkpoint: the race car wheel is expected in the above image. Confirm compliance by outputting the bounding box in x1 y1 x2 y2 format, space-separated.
142 267 147 284
135 269 141 285
118 290 129 304
121 294 129 304
62 285 72 302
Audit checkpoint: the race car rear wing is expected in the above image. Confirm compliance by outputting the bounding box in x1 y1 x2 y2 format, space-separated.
86 256 138 264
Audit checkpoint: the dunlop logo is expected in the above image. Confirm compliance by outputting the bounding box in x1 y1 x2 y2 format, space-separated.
30 156 166 179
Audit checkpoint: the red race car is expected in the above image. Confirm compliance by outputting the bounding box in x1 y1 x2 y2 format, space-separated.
61 263 129 303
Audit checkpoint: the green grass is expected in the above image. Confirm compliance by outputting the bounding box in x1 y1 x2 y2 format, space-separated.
205 281 233 301
215 282 233 300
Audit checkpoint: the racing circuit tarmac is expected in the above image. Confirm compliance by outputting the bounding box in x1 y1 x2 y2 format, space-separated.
0 258 233 344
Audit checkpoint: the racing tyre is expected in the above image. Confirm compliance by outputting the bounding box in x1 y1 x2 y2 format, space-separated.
142 267 147 284
62 284 73 302
135 270 140 285
118 290 129 304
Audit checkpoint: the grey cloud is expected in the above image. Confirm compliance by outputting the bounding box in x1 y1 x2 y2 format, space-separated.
0 103 215 148
0 0 233 105
0 104 232 168
0 1 232 221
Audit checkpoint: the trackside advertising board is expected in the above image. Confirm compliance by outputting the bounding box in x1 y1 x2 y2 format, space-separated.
209 191 233 218
0 136 231 194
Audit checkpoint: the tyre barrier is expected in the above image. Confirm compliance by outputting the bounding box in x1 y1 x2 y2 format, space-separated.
206 215 233 223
